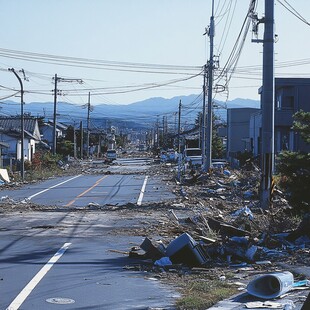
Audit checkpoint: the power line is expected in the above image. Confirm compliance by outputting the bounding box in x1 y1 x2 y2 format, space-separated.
0 47 202 74
276 0 310 26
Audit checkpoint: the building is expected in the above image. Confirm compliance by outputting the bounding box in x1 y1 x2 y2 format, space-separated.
39 121 68 147
226 108 260 160
274 78 310 153
250 78 310 157
0 116 42 161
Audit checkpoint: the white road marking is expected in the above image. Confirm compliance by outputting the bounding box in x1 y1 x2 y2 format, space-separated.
137 175 149 206
26 175 82 200
6 242 71 310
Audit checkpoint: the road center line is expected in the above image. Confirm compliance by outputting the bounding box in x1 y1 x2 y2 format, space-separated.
137 175 149 206
65 175 108 207
27 175 82 200
6 242 71 310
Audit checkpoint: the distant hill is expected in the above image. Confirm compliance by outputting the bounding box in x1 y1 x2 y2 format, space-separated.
1 95 260 129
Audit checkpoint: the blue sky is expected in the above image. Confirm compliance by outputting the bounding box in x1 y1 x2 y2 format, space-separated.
0 0 309 106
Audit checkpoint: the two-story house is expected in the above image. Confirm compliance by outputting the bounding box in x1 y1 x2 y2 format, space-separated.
250 78 310 157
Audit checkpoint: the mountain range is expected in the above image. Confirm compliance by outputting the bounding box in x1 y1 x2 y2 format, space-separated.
1 95 260 129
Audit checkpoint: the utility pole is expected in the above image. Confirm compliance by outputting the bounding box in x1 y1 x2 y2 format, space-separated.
98 133 101 157
205 0 215 171
177 100 182 182
251 1 275 209
198 112 202 149
52 75 83 155
52 74 58 155
177 100 182 153
162 116 165 149
86 92 91 158
261 0 275 209
73 125 77 158
9 68 25 180
156 116 160 149
201 64 207 169
80 121 83 159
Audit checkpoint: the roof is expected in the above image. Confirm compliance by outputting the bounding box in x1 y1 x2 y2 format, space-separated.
0 117 38 134
1 129 39 140
46 121 68 130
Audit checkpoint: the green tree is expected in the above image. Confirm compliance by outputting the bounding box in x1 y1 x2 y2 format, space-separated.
292 110 310 144
277 110 310 213
212 114 225 159
194 112 224 158
57 139 74 157
65 125 75 142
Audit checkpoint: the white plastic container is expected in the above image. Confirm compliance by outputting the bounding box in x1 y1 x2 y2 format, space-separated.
247 271 294 299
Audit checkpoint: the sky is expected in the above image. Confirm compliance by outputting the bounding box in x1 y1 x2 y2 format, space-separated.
0 0 310 107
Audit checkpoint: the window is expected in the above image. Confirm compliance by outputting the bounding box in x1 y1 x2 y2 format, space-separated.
282 95 294 110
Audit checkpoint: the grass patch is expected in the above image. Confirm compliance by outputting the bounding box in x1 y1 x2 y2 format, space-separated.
176 278 238 310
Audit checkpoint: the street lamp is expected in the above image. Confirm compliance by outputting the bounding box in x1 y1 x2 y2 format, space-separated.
8 68 25 180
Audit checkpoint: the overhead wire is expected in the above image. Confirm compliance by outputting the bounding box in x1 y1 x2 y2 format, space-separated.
217 0 237 56
0 47 202 75
216 0 257 82
276 0 310 26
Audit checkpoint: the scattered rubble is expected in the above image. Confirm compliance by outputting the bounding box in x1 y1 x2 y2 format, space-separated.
0 155 309 309
119 160 310 309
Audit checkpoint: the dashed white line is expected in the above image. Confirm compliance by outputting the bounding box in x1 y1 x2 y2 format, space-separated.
137 175 149 206
6 242 72 310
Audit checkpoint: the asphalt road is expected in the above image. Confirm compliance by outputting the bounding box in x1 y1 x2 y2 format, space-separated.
0 211 178 310
0 173 175 207
0 158 178 309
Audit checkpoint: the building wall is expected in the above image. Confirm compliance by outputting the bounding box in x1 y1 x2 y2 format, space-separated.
249 112 262 157
275 78 310 153
1 133 34 160
249 78 310 157
1 133 18 158
227 108 260 159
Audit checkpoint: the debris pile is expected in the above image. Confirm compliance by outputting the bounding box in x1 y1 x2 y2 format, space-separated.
128 209 310 269
124 163 310 308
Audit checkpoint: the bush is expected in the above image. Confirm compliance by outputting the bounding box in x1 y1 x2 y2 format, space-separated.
277 151 310 213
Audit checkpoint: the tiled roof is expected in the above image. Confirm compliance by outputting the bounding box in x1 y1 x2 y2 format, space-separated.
0 117 37 133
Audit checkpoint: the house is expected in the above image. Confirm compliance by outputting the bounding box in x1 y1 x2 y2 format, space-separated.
39 121 68 147
0 116 42 161
0 142 9 168
274 78 310 153
250 78 310 157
